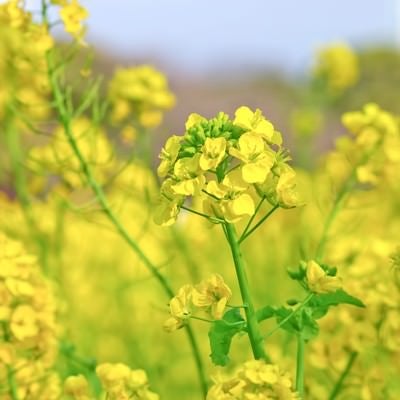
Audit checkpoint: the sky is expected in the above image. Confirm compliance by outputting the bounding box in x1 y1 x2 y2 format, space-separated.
25 0 398 74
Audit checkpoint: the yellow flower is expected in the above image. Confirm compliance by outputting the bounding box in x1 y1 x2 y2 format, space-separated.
120 125 137 144
192 274 232 319
108 65 175 127
169 284 193 320
10 304 39 340
229 133 275 183
96 363 130 390
157 135 181 177
171 155 205 196
5 277 34 297
205 170 255 223
60 0 88 40
164 285 193 332
64 375 91 400
276 166 301 208
207 360 299 400
306 260 342 294
233 106 274 141
163 316 183 332
153 197 181 227
25 24 54 54
199 137 227 171
139 110 163 128
185 113 206 130
1 0 29 28
154 179 184 226
313 43 359 93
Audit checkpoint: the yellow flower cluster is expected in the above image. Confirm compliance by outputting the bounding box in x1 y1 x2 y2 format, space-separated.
64 363 159 400
57 0 88 41
29 117 114 190
108 65 176 129
326 103 400 188
0 232 61 399
164 274 232 332
155 106 301 226
207 360 299 400
0 1 53 123
313 43 359 94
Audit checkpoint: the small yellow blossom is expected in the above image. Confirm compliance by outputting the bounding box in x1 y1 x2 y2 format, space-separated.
306 260 341 294
229 133 275 183
169 284 193 321
199 137 227 171
207 360 299 400
276 166 301 208
205 170 255 223
164 284 194 332
233 106 274 141
96 363 130 392
171 155 205 196
60 0 88 40
10 304 39 340
192 274 232 319
185 112 206 130
64 375 92 400
157 135 181 177
313 43 359 94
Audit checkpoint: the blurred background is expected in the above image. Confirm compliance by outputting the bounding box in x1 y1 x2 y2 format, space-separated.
24 0 400 150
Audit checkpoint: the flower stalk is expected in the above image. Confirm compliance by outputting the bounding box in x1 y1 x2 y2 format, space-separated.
224 223 270 362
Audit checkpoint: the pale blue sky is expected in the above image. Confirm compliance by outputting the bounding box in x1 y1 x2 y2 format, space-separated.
26 0 398 74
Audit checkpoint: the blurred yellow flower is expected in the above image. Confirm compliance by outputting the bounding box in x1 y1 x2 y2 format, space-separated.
306 260 341 294
60 0 88 41
192 274 232 319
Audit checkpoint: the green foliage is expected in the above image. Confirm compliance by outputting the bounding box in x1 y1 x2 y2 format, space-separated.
208 309 246 366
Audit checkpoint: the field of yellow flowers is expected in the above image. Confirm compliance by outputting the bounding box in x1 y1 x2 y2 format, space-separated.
1 1 400 399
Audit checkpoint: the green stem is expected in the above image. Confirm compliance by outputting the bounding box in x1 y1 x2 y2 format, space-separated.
328 351 358 400
238 204 279 244
240 196 265 240
263 294 314 339
186 324 209 398
315 181 352 261
7 366 19 400
295 333 306 398
224 223 270 362
5 104 49 271
180 205 223 224
45 50 208 398
2 323 18 400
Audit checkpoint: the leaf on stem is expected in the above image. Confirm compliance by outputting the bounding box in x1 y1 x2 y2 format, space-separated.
208 309 246 366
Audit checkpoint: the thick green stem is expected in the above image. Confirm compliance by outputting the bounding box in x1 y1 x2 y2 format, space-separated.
225 223 269 362
45 50 208 398
328 351 358 400
295 333 306 398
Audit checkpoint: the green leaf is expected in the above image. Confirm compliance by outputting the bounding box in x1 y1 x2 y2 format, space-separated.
301 309 319 340
274 307 300 334
312 289 365 308
208 309 245 366
256 305 276 323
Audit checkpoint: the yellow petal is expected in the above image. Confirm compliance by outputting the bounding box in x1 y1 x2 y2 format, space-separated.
185 113 206 130
230 194 255 217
